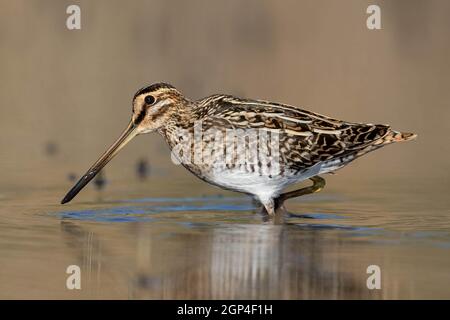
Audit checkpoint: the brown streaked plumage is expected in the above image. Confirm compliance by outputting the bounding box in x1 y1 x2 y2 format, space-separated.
61 82 417 216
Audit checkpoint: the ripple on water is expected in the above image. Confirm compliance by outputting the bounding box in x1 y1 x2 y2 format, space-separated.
56 196 255 223
52 195 450 249
55 196 376 236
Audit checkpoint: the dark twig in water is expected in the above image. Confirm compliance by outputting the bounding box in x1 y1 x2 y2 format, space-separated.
67 173 77 182
136 158 150 181
45 141 59 156
93 170 107 191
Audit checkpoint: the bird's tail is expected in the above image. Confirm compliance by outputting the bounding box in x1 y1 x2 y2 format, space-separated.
355 128 417 156
381 130 418 144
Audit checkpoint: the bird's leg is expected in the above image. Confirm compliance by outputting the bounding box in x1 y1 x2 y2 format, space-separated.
274 176 326 211
259 176 325 217
258 199 286 224
260 198 276 216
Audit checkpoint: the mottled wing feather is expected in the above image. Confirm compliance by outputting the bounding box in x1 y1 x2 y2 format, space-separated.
196 95 391 171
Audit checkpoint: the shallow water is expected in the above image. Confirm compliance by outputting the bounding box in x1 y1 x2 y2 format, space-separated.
0 175 449 299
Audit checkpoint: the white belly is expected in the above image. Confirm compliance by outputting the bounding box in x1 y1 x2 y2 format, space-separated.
201 162 324 203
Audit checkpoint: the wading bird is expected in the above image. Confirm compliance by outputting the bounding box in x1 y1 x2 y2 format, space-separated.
61 83 416 215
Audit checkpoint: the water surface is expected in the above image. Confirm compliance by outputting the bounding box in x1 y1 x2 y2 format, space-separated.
1 175 448 299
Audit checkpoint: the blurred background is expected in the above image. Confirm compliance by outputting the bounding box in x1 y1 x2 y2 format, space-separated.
0 0 449 299
1 0 449 188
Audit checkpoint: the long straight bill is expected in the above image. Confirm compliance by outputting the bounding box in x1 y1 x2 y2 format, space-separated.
61 121 138 204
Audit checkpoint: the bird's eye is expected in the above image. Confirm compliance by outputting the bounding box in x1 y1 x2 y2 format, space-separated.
144 95 155 105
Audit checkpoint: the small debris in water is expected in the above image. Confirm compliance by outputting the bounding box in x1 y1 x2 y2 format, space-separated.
136 158 150 181
93 170 107 190
67 173 77 182
44 141 59 156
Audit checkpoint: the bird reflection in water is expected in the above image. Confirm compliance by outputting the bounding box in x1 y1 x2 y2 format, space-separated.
60 220 381 299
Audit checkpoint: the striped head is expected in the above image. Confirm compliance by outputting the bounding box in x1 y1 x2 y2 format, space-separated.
132 83 185 133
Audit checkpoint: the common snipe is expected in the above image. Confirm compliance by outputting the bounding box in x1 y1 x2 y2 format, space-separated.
61 83 416 215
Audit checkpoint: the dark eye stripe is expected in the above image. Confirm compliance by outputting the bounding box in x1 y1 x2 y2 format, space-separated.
135 109 146 124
